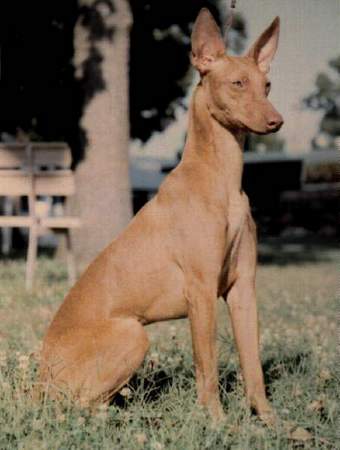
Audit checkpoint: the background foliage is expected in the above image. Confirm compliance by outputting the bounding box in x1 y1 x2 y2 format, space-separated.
303 55 340 150
0 0 243 158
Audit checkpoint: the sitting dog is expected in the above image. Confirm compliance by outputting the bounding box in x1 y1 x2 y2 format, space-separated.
39 8 283 425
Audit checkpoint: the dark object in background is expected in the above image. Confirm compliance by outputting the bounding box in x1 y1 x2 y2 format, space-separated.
243 158 302 204
242 157 302 235
0 0 225 162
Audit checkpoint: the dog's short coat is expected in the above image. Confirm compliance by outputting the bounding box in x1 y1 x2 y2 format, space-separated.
39 8 283 425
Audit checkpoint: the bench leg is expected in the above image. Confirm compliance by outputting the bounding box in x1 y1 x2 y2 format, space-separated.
65 229 76 286
26 225 38 291
1 197 14 255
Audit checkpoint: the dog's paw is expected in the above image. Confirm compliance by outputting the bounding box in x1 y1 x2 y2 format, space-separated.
250 396 277 428
258 408 278 428
209 404 227 429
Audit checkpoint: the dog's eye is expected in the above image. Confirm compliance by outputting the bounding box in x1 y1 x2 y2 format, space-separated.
232 80 243 88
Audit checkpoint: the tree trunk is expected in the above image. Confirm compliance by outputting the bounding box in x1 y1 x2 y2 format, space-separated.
70 0 133 273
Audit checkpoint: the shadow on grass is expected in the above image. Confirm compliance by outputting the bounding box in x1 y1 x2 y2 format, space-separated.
111 351 311 409
258 236 338 266
111 368 175 408
262 351 311 385
0 247 55 262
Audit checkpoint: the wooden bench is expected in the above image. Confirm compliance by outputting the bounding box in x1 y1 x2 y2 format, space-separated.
0 142 81 290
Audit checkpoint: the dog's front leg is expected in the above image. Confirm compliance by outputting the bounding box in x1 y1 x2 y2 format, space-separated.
187 283 224 424
226 220 276 426
227 279 275 424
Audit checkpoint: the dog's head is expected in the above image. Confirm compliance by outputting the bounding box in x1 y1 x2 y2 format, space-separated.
191 8 284 135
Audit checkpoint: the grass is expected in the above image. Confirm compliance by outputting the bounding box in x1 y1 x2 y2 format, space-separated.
0 241 339 449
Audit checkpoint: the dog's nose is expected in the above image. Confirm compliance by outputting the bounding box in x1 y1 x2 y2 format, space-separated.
267 114 284 132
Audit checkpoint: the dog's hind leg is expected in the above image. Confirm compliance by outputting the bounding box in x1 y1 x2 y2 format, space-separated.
39 317 149 405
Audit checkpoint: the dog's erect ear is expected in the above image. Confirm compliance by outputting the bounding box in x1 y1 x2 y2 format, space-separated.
191 8 226 75
246 17 280 74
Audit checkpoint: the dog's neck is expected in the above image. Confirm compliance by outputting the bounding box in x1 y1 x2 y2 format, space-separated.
182 85 245 195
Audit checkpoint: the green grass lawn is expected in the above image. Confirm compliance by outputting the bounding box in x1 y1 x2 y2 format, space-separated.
0 241 339 449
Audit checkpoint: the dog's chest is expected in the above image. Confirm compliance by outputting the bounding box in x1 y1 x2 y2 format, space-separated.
227 194 249 241
218 193 250 294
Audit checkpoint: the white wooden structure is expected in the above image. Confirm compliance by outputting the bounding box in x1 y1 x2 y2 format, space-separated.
0 142 81 290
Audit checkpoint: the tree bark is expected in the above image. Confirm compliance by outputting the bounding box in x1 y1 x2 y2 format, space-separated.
70 0 133 273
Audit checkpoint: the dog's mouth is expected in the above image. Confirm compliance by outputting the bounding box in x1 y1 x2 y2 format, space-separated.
251 128 279 135
244 122 283 136
216 114 283 137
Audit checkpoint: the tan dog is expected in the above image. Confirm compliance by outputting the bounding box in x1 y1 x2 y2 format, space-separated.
39 8 283 425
